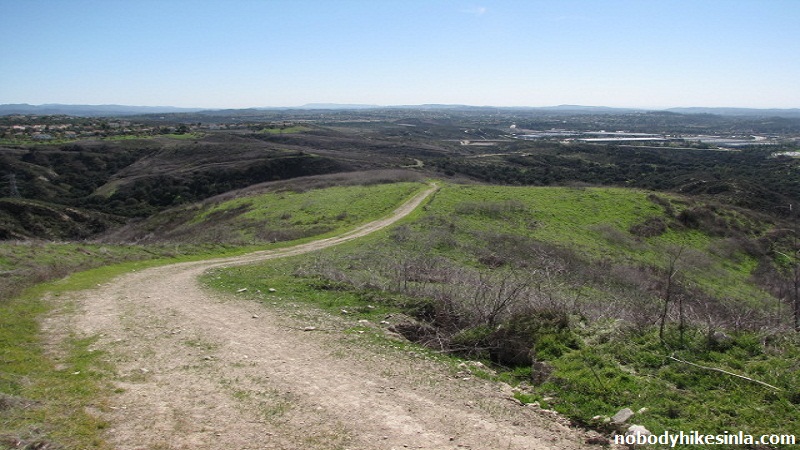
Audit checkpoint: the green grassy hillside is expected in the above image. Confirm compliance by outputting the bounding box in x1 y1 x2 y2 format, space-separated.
207 182 800 446
413 185 778 308
0 173 431 449
105 171 428 244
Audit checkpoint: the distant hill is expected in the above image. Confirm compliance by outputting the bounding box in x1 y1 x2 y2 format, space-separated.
4 103 800 119
523 104 644 114
666 106 800 118
288 104 800 118
294 103 382 110
0 103 205 117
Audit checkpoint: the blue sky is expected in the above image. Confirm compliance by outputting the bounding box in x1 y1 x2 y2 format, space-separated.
1 0 798 109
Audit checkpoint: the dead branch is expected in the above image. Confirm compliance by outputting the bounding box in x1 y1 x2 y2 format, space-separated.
667 354 783 392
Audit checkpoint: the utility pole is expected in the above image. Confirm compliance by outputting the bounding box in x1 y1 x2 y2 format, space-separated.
5 173 20 198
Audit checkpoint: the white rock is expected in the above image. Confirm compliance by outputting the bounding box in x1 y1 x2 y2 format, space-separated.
612 407 635 424
626 424 652 440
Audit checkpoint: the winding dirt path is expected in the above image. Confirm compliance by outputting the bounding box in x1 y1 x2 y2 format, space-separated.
43 185 597 450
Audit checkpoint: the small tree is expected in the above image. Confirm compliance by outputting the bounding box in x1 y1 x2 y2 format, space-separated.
773 204 799 332
469 271 529 327
659 245 685 346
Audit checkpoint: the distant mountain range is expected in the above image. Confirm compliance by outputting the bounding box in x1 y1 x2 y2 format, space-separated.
664 107 800 117
293 103 382 110
2 103 799 119
0 104 204 117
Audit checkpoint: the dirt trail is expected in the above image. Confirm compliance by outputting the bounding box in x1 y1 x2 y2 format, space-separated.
43 185 598 450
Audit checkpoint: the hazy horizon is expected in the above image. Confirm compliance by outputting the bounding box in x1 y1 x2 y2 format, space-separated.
3 102 800 112
2 0 798 110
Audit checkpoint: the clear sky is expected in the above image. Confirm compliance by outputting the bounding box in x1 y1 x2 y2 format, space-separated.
1 0 798 109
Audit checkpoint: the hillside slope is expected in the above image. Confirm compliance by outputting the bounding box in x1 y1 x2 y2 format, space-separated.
102 170 428 244
0 198 124 240
210 183 799 445
0 128 450 240
31 184 605 450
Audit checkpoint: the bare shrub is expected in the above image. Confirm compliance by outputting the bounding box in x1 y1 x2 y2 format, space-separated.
235 169 426 196
465 271 531 327
613 293 662 332
420 228 458 251
592 223 640 248
708 237 746 260
390 224 412 243
648 193 676 217
629 216 668 238
454 200 526 219
487 308 577 366
675 203 767 239
476 252 507 268
680 247 715 272
388 316 442 349
705 236 765 263
254 227 309 243
470 231 573 274
363 252 584 364
607 264 658 291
